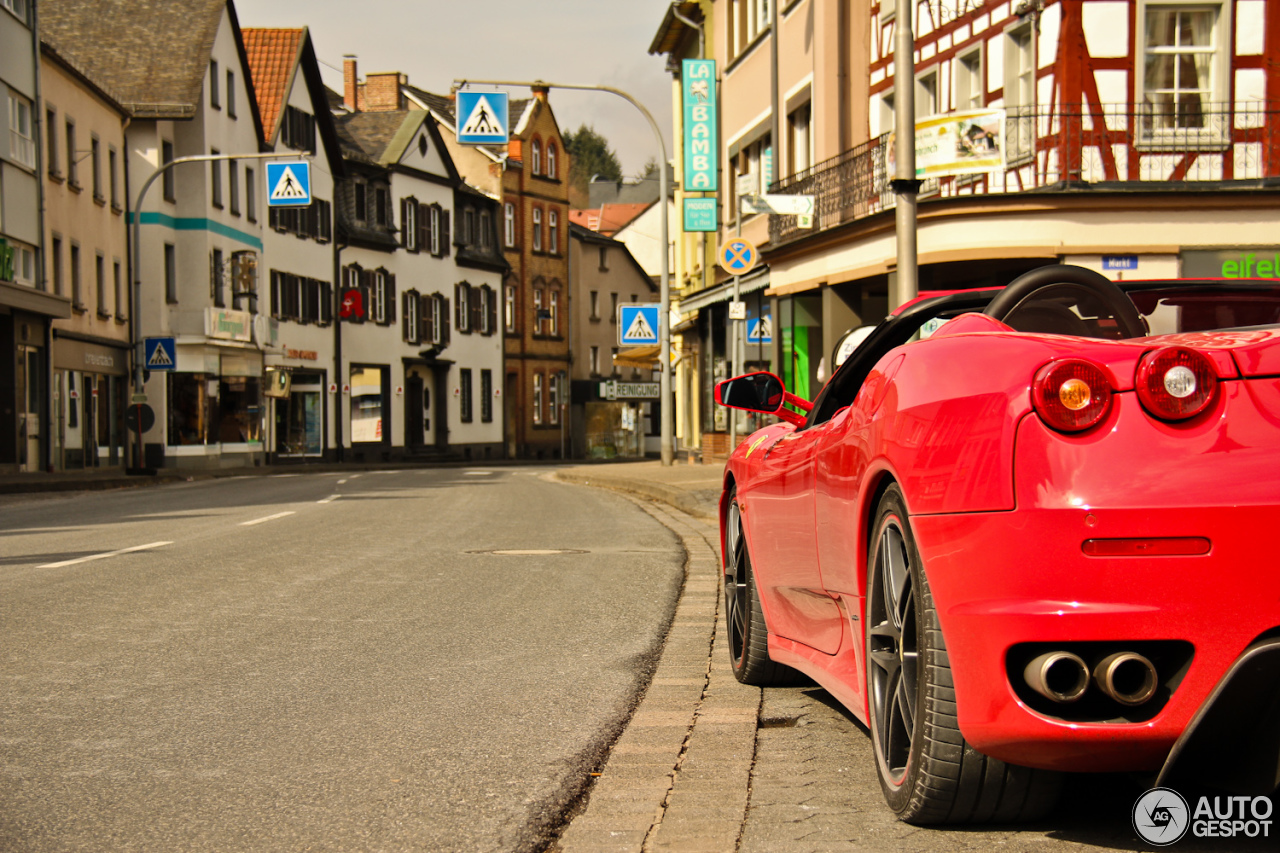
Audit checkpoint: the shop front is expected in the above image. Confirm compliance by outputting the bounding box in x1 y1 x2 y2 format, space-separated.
52 334 129 469
578 379 656 460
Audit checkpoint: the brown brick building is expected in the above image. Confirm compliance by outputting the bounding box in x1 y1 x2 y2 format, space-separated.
500 88 571 459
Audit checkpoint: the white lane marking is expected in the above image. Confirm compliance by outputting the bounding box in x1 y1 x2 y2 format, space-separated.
38 541 173 569
337 479 347 485
349 474 362 480
269 474 300 478
465 471 494 476
318 495 341 504
239 511 296 527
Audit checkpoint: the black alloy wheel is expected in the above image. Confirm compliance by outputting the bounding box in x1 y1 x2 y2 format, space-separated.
866 484 1063 824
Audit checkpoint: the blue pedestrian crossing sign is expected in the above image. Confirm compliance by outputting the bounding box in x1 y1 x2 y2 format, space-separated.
144 337 176 371
618 303 660 346
266 161 311 207
746 313 773 345
457 90 509 145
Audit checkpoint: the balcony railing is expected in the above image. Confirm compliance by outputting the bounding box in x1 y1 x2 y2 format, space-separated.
769 101 1280 247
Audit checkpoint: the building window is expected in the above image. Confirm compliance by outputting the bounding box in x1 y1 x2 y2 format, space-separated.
212 248 225 307
460 368 473 423
227 70 236 119
114 259 124 318
70 242 83 309
96 253 108 316
350 365 385 444
2 0 29 23
108 145 120 210
429 204 442 254
956 49 983 111
1141 3 1220 132
549 290 559 335
403 289 420 343
281 106 316 152
1005 25 1036 163
210 60 220 109
479 209 492 250
599 246 608 271
481 369 493 422
50 236 62 295
533 373 543 424
479 285 493 334
229 159 240 216
532 207 543 251
787 102 812 177
371 270 389 323
4 241 34 285
354 180 367 222
45 106 58 176
7 93 33 168
462 206 476 246
546 142 557 179
504 202 516 246
547 209 558 255
548 373 560 425
533 288 544 334
374 185 388 227
505 283 517 332
162 140 175 202
610 292 619 323
402 198 418 251
590 346 600 375
164 243 177 303
210 149 222 208
456 282 471 333
531 137 541 175
245 166 256 222
65 119 78 186
915 70 938 119
590 290 599 320
731 0 772 58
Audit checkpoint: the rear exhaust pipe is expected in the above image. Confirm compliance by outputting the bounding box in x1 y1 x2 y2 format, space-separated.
1023 651 1089 703
1093 652 1158 706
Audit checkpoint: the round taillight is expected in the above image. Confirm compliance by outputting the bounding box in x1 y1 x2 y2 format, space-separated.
1136 347 1218 421
1032 359 1114 433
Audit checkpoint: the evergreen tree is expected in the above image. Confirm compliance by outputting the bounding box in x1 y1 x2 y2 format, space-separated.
564 124 623 199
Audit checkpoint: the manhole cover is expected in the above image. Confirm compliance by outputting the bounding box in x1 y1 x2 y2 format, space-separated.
469 549 587 556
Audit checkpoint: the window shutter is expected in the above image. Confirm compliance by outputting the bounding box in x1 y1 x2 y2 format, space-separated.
386 274 397 325
320 281 332 325
442 297 451 346
441 210 451 257
486 286 498 335
399 199 410 248
402 291 411 341
454 283 465 331
418 203 430 254
469 284 482 333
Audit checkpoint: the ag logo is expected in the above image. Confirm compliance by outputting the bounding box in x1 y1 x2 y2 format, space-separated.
1133 787 1190 846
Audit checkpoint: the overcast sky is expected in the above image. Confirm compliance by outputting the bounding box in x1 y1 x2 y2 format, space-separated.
234 0 679 178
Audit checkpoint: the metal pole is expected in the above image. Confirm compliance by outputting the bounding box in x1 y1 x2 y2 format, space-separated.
129 151 300 470
893 0 919 308
728 196 742 450
453 78 675 464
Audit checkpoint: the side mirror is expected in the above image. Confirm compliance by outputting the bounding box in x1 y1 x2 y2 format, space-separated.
715 372 810 427
715 372 785 413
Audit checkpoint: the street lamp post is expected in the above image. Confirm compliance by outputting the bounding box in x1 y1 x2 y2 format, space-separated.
127 151 300 472
893 1 920 308
452 78 675 466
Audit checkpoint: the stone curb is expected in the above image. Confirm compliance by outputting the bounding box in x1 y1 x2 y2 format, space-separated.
554 489 760 853
550 471 716 521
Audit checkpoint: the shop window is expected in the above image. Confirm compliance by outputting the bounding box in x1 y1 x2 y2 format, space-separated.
350 365 386 443
218 377 261 443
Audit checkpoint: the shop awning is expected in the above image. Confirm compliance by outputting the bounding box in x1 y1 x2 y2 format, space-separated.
613 345 661 369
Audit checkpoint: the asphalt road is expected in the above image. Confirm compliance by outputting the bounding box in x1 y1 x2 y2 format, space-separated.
0 468 684 852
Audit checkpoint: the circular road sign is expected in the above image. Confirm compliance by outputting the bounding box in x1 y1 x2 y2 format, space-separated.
718 238 759 276
125 403 156 433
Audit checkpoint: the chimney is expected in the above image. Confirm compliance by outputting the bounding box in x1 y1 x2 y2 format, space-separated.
364 71 407 112
532 84 550 103
343 55 358 111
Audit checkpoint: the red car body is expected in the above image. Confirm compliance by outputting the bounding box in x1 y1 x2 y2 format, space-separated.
717 272 1280 810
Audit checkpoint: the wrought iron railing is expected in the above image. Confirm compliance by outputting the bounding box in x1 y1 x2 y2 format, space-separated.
769 101 1280 247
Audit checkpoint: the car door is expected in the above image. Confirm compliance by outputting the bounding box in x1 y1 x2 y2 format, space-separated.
742 419 845 655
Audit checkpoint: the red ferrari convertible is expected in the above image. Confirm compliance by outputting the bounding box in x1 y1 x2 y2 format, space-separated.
715 265 1280 823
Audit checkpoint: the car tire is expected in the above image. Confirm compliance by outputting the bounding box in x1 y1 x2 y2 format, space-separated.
724 488 805 686
866 484 1062 824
